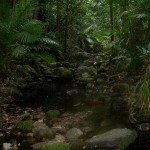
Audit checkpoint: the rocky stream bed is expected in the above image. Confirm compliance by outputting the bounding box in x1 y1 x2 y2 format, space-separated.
0 52 150 150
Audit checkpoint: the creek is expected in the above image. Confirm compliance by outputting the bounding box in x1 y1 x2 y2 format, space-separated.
18 81 149 150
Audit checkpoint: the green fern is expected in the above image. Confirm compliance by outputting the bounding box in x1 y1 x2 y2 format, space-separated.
37 53 56 64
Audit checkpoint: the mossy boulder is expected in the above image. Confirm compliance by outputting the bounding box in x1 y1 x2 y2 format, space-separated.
15 120 33 133
57 67 73 79
46 109 60 119
39 142 70 150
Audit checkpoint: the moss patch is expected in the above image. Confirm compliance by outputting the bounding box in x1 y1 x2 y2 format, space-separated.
39 142 70 150
46 109 60 119
15 120 33 133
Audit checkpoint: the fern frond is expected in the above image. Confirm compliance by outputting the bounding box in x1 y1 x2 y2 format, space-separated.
15 32 39 44
42 38 59 46
37 52 56 63
9 0 34 29
22 21 43 36
12 45 30 57
0 1 11 22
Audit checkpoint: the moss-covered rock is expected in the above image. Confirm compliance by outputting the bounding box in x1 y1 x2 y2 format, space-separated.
46 109 60 119
15 120 33 133
57 67 73 79
39 142 70 150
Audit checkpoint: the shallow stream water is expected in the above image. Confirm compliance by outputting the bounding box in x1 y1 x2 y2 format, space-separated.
20 81 149 150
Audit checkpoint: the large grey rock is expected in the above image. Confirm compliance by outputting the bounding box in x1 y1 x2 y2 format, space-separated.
85 128 137 150
66 128 83 141
2 143 12 150
33 121 55 139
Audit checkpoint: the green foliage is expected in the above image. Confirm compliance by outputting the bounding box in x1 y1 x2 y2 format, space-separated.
0 0 43 57
39 142 70 150
129 66 150 122
37 53 56 64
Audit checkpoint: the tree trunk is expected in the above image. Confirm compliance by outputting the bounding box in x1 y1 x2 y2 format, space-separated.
120 0 129 40
10 0 15 9
110 0 115 57
110 0 114 43
56 0 61 32
64 0 69 52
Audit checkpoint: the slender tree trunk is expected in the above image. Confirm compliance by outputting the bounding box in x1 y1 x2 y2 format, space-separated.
10 0 15 9
56 0 61 32
110 0 115 57
120 0 129 40
64 0 69 52
110 0 114 43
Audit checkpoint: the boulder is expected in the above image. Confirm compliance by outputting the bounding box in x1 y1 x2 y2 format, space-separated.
33 121 55 140
2 143 12 150
57 67 73 79
31 142 49 150
52 134 66 142
52 125 67 134
85 128 137 150
66 128 83 142
33 112 45 120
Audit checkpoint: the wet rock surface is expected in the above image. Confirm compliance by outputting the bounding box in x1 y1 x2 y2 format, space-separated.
85 128 137 150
